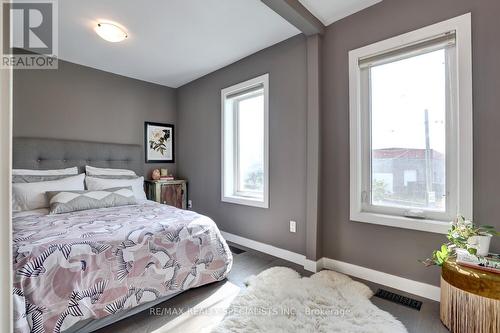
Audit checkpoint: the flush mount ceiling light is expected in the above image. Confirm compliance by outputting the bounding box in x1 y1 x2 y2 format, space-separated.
95 22 128 42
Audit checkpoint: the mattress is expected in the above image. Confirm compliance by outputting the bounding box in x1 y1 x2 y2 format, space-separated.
12 201 233 333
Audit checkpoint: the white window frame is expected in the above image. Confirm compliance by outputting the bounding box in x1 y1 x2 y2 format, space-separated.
349 14 473 234
221 74 269 208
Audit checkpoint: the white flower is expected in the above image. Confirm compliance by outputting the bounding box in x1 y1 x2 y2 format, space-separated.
151 130 163 142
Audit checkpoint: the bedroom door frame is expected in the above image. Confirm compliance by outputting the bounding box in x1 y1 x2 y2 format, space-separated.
1 0 14 331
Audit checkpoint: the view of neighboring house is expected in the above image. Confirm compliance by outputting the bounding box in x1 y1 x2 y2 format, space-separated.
372 148 445 210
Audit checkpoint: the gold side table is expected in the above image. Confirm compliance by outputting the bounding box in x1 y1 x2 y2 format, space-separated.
440 258 500 333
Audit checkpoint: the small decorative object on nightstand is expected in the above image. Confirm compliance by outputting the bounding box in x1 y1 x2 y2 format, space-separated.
151 169 161 180
160 168 168 177
145 179 187 209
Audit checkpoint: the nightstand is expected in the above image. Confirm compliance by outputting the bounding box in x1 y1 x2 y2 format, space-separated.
144 179 187 209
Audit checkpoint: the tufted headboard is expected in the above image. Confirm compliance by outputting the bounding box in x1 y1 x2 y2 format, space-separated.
13 137 143 175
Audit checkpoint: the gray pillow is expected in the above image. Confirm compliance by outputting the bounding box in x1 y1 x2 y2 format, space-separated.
12 175 76 183
46 186 137 214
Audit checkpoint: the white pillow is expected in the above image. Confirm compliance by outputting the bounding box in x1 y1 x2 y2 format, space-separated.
85 176 146 201
85 166 137 177
12 174 85 212
12 167 78 176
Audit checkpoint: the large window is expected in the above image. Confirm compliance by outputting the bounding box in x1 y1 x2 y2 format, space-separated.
349 14 472 233
221 74 269 208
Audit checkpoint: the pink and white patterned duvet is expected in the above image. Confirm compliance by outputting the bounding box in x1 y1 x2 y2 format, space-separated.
12 202 233 333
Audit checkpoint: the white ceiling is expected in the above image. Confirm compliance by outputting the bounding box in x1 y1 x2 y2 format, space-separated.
59 0 300 88
58 0 381 88
298 0 382 26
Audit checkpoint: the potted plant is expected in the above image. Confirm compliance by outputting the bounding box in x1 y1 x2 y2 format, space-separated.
421 215 498 266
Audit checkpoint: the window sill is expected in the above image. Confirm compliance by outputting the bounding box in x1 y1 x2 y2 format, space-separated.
350 211 449 234
222 195 268 209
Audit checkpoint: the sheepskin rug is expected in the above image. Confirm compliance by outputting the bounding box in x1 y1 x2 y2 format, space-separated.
216 267 408 333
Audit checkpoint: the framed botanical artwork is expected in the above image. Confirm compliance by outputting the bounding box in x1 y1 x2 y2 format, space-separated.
144 122 175 163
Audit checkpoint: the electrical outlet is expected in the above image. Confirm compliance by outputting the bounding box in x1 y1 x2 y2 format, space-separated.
289 220 297 233
188 200 193 209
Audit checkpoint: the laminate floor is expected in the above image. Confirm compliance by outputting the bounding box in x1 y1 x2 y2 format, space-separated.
97 244 449 333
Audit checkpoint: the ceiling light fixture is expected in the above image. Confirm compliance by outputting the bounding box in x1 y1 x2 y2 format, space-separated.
95 22 128 42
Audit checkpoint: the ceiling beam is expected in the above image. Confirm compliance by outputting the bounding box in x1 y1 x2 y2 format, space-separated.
261 0 325 36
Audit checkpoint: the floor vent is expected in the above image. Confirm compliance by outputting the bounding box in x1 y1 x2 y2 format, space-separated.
229 246 246 255
374 289 422 311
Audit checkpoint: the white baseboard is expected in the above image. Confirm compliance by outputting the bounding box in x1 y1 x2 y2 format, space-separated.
221 231 306 267
320 258 440 302
221 231 440 301
304 259 320 273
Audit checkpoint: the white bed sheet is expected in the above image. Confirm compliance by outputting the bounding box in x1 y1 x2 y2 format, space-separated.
12 208 49 218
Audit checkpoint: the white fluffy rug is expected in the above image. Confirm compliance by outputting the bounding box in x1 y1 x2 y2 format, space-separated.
216 267 408 333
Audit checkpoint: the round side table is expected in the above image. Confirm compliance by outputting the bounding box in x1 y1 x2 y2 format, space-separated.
440 258 500 333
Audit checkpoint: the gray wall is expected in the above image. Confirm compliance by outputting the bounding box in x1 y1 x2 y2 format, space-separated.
177 35 308 254
12 0 500 288
321 0 500 286
13 59 177 177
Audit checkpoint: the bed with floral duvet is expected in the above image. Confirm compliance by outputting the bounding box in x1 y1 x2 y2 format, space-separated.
12 201 233 333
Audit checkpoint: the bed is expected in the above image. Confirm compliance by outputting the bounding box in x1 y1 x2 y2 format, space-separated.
12 138 233 333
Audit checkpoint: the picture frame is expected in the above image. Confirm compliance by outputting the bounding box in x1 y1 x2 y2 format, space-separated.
144 121 175 163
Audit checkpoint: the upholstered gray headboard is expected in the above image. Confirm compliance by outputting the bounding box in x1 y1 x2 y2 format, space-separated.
13 138 143 175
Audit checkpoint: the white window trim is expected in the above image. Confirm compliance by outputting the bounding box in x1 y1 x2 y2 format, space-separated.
221 74 269 208
349 13 473 234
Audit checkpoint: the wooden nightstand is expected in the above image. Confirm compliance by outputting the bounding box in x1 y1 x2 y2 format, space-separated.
440 258 500 333
144 179 188 209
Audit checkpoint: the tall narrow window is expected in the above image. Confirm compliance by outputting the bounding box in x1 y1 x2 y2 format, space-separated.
369 46 447 214
221 74 269 208
349 14 472 233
